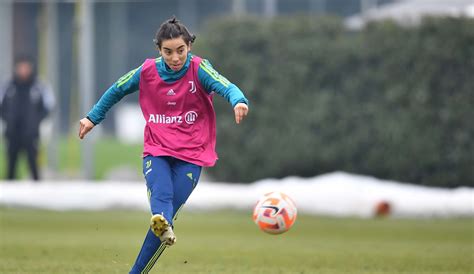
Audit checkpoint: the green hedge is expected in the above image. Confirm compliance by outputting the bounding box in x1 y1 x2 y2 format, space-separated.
195 16 474 187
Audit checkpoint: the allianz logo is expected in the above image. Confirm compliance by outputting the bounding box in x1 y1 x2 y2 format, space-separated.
148 111 198 125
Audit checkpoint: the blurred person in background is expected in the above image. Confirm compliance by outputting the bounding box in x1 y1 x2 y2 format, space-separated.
78 17 249 273
0 56 55 181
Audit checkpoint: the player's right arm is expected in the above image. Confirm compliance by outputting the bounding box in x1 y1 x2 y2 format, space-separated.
79 65 142 139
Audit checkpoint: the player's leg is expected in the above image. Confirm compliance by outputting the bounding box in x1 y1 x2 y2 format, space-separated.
170 158 202 222
149 157 201 244
130 158 201 274
25 138 40 181
147 156 176 243
129 229 167 274
129 156 174 274
6 138 20 180
146 156 174 219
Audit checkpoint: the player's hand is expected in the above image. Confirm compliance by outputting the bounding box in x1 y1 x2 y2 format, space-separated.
79 117 95 139
234 103 249 124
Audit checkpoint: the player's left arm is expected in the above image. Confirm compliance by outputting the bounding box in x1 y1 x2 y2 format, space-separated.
198 59 249 124
38 81 56 119
79 65 141 139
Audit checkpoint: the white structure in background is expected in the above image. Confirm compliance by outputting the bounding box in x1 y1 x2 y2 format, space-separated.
346 0 474 29
0 1 12 82
1 172 473 218
0 1 13 136
115 103 145 144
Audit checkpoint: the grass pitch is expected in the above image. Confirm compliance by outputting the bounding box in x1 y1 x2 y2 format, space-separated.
0 208 472 274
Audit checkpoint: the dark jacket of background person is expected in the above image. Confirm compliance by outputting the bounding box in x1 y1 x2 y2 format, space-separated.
0 58 55 181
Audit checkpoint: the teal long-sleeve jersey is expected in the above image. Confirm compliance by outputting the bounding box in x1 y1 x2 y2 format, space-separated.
87 53 248 125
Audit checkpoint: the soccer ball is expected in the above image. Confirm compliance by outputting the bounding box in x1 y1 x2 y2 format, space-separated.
253 191 297 234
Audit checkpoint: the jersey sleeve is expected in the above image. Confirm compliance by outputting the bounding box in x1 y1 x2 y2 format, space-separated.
197 59 249 107
87 65 142 124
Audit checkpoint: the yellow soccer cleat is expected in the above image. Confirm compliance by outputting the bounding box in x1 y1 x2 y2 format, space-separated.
150 214 176 246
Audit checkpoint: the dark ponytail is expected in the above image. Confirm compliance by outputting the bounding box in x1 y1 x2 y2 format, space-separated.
153 16 196 48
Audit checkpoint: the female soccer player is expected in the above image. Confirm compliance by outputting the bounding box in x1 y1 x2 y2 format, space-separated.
78 17 249 273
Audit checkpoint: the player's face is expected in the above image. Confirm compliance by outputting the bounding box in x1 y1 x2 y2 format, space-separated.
159 37 191 71
15 61 34 82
